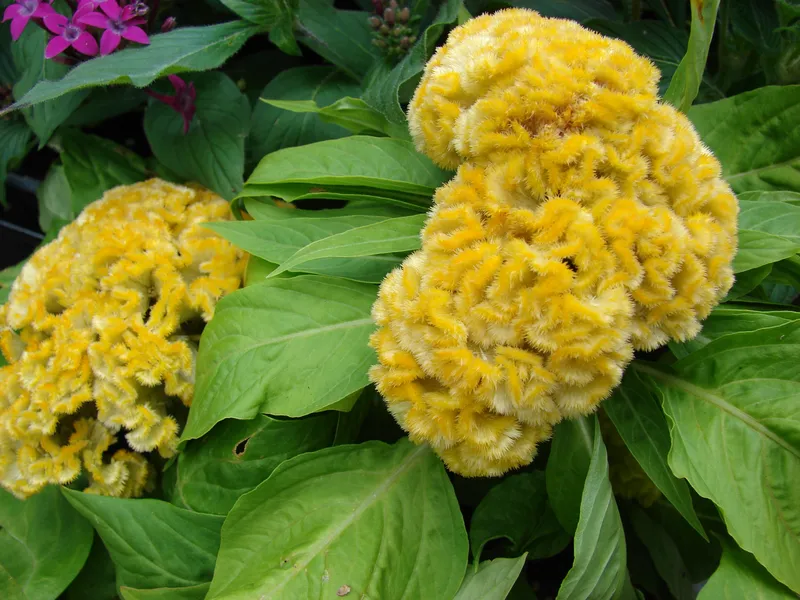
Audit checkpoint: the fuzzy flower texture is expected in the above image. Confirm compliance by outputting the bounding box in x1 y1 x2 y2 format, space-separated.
370 9 738 477
0 180 246 498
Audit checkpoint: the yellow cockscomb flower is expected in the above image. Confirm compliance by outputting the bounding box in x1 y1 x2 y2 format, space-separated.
371 9 737 476
0 179 246 498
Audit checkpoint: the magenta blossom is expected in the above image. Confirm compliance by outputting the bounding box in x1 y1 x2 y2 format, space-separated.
2 0 55 41
43 5 98 58
78 0 149 55
146 75 196 134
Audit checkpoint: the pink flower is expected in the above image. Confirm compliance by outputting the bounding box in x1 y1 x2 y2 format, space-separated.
77 0 149 55
43 5 98 58
145 75 196 134
2 0 55 41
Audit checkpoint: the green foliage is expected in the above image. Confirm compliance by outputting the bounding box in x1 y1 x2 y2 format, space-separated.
698 540 796 599
454 556 527 600
219 0 299 54
0 117 31 207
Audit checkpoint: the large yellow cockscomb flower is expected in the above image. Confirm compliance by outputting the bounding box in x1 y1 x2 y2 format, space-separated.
371 9 738 476
0 179 246 498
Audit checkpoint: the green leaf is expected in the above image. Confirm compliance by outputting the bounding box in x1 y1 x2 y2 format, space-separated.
0 262 24 307
145 72 250 200
206 439 468 600
62 489 223 591
0 117 32 207
698 540 796 599
515 0 615 21
207 215 407 283
265 96 409 138
739 199 800 243
219 0 298 53
362 0 462 124
454 556 527 600
37 164 73 234
663 0 720 112
724 264 773 302
603 371 705 537
546 416 595 534
470 472 569 563
63 535 118 600
267 213 425 279
556 417 634 600
243 197 419 220
181 275 377 443
734 229 800 272
249 66 362 163
3 22 260 112
738 190 800 206
689 85 800 193
64 87 147 128
120 583 210 600
730 0 781 53
634 322 800 593
0 486 93 600
246 135 450 196
169 413 338 515
61 130 148 215
11 24 88 143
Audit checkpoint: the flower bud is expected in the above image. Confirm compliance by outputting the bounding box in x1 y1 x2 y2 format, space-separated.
368 15 381 29
398 7 410 23
383 7 395 25
379 24 390 36
161 16 177 33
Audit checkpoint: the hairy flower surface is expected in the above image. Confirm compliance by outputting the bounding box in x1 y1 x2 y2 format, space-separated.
0 179 246 498
372 8 738 476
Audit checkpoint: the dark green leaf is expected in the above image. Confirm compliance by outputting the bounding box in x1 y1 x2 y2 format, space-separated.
663 0 720 112
603 370 705 537
3 22 260 112
0 25 17 87
243 197 419 220
516 0 616 22
36 164 72 234
169 413 338 515
249 66 362 164
689 85 800 193
181 275 377 443
0 117 32 207
0 486 93 600
470 472 569 563
724 264 773 301
145 72 250 200
730 0 781 53
63 535 118 600
454 556 527 600
219 0 298 53
64 87 147 127
120 584 209 600
546 416 595 534
206 439 468 600
698 540 795 599
63 489 223 591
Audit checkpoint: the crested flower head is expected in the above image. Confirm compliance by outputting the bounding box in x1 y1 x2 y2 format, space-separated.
371 8 738 476
0 179 247 498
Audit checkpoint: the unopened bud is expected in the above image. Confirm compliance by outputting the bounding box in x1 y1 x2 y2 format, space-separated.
371 0 384 14
399 36 410 49
398 7 410 23
161 16 177 33
389 0 398 9
383 7 395 25
368 16 381 29
131 0 149 17
379 24 390 36
372 38 387 49
408 35 417 45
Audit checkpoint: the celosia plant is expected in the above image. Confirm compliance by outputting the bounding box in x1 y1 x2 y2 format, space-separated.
0 180 246 498
371 8 738 476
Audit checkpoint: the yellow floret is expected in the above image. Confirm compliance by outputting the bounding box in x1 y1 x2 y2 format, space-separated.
0 179 246 498
371 9 738 476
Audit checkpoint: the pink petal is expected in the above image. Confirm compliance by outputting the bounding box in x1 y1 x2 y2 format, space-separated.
32 3 56 17
121 25 148 45
45 34 71 59
99 28 120 54
10 15 29 40
72 30 98 56
42 12 67 34
167 75 186 92
126 17 146 26
99 0 120 19
77 12 108 28
72 3 94 20
3 4 21 22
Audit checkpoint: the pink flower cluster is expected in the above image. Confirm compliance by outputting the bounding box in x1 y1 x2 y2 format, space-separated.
3 0 150 59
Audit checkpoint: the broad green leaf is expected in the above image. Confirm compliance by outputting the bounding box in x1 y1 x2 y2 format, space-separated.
295 0 379 79
515 0 615 21
557 417 634 600
249 66 362 163
3 22 260 112
120 583 210 600
11 23 88 143
268 213 425 279
265 96 409 138
206 439 468 600
63 535 117 600
0 117 32 207
243 197 418 220
244 255 282 285
63 489 223 591
663 0 720 112
454 556 527 600
730 0 781 53
0 26 16 86
670 306 800 359
734 229 800 272
247 135 449 196
0 486 93 600
738 190 800 206
634 322 800 593
239 183 431 211
362 0 462 124
181 275 377 442
689 85 800 193
37 164 72 234
739 199 800 243
698 540 796 599
603 371 705 537
546 416 595 533
145 72 250 200
219 0 298 54
169 413 338 515
628 506 693 600
470 472 569 563
64 87 147 127
724 264 773 302
61 130 147 214
207 215 407 283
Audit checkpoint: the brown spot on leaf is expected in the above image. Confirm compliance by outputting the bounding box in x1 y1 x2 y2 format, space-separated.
692 0 705 22
233 437 250 457
337 585 351 596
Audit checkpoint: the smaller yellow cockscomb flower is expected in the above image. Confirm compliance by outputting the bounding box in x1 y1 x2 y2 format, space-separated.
0 179 246 499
